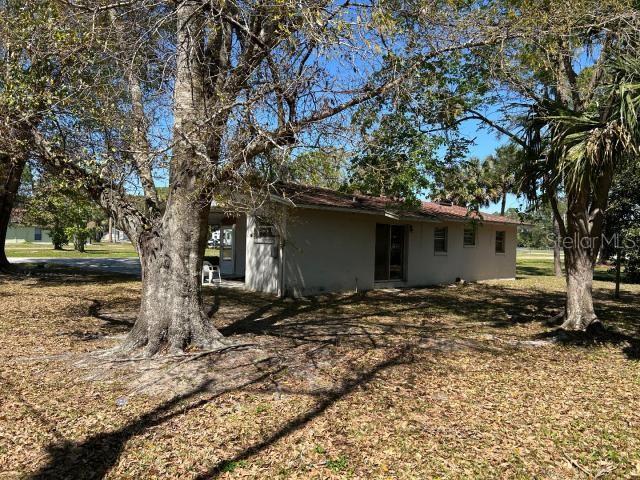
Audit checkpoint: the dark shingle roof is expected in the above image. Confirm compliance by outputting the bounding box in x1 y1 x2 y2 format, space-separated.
419 201 521 225
274 183 521 225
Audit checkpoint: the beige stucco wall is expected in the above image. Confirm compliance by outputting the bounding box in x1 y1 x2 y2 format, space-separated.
283 209 377 296
246 207 517 296
405 220 517 286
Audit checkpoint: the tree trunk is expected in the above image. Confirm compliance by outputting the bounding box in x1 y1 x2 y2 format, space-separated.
614 246 621 299
562 247 598 330
0 152 27 272
119 1 225 356
558 190 603 331
121 200 225 356
75 239 85 253
107 217 113 243
553 216 562 277
500 192 507 216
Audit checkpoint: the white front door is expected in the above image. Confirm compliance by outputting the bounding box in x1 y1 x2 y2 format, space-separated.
220 225 234 275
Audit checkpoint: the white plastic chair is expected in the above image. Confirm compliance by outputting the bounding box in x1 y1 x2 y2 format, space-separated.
202 261 221 286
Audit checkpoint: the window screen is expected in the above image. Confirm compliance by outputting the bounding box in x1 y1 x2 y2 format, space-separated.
434 227 448 253
463 224 476 247
254 219 276 244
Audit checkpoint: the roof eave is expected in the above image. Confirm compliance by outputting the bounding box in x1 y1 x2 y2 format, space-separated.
289 202 440 222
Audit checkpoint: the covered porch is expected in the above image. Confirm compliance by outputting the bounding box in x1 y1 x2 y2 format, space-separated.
207 211 247 280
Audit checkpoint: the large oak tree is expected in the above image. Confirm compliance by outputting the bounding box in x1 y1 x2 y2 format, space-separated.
19 0 493 356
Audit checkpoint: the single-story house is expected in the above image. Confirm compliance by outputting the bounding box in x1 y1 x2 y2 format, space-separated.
5 208 52 244
100 227 130 243
209 183 521 297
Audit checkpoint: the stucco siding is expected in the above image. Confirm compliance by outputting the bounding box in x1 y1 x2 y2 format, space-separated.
406 222 517 286
5 226 52 244
245 208 517 297
283 209 376 296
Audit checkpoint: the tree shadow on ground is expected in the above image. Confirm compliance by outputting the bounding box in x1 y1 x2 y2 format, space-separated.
58 299 136 341
217 284 567 348
29 346 415 480
214 281 640 358
87 299 135 329
29 347 281 480
21 275 640 479
516 260 620 283
516 264 555 278
193 346 414 479
4 265 139 286
535 323 640 360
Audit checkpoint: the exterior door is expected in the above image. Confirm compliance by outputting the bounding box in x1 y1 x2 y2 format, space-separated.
374 224 406 281
389 225 405 280
220 225 234 275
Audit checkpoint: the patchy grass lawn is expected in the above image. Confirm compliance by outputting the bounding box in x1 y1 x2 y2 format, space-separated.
1 261 640 479
5 242 220 260
4 242 139 258
517 249 623 283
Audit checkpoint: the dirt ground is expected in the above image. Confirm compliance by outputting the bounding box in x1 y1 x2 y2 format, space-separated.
1 268 640 479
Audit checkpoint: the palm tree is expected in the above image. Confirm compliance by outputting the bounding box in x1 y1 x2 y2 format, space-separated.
525 53 640 330
484 143 521 216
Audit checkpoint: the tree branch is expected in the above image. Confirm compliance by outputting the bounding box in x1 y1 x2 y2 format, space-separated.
465 110 528 149
107 8 160 214
31 128 149 243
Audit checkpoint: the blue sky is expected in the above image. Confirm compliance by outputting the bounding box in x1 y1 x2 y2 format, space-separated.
456 118 524 214
145 26 528 215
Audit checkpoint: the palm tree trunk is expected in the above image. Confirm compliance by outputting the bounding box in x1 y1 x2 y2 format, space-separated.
553 216 562 277
562 246 597 330
559 192 602 331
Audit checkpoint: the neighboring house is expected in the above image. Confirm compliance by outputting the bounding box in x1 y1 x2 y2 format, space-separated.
100 228 130 243
5 208 52 244
210 183 522 297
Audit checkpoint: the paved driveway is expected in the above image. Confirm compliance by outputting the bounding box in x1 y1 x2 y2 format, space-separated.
10 257 142 276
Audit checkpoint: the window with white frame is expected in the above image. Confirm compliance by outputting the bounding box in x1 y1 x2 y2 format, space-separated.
434 227 448 254
495 230 506 254
463 224 476 247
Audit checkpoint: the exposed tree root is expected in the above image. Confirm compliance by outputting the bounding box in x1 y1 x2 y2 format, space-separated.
560 315 601 332
117 321 231 359
102 343 256 363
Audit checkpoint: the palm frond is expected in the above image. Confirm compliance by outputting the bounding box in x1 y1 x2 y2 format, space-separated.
525 49 640 196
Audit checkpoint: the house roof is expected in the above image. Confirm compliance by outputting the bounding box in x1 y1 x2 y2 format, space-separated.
418 201 522 225
273 183 522 225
